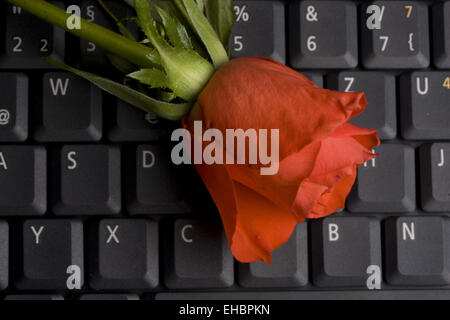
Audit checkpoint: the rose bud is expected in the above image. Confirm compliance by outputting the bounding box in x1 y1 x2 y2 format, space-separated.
185 57 380 264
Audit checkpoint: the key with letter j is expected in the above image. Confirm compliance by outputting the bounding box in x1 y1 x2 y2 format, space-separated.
420 144 450 212
361 1 429 69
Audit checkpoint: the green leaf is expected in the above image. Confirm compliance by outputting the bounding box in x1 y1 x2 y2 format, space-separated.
205 0 235 52
174 0 229 69
156 6 193 50
128 68 168 88
107 53 137 74
136 0 214 101
44 58 192 121
97 0 136 41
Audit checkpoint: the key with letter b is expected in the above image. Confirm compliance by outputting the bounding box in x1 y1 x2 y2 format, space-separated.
361 1 429 69
311 217 382 288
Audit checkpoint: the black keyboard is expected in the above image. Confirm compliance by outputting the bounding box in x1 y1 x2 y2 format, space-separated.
0 0 450 301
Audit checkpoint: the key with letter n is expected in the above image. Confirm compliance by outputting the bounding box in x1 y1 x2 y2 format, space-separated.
385 217 450 286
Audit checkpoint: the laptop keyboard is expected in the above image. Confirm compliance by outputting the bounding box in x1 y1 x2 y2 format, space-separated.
0 0 450 300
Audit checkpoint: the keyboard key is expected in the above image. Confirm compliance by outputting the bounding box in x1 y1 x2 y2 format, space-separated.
34 72 102 142
89 219 158 290
16 220 84 290
328 72 397 140
300 72 323 88
289 1 358 69
127 145 200 215
400 72 450 140
420 144 450 212
361 1 429 69
347 144 416 213
231 1 285 63
238 224 308 288
0 146 46 216
4 295 64 300
0 222 8 290
80 294 139 300
107 100 175 142
385 217 450 286
311 217 382 287
72 0 138 69
0 73 28 142
433 2 450 68
0 2 65 69
164 220 234 289
52 145 121 215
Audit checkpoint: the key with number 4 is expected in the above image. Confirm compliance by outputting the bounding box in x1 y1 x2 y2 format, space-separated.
361 1 429 69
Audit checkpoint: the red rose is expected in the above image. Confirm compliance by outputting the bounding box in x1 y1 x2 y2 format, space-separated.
185 57 380 263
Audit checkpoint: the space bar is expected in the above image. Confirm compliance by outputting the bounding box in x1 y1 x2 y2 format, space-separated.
155 290 450 300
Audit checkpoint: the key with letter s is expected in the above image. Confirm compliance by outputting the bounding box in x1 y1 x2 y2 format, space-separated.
52 145 121 215
361 1 429 69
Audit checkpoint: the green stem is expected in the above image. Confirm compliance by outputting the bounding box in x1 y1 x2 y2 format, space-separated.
7 0 155 68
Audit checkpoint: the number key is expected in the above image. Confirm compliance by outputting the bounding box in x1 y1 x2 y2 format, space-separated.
361 1 430 69
0 2 65 69
231 1 285 63
290 1 358 69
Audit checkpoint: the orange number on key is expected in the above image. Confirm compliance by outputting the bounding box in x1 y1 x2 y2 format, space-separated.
443 77 450 89
405 5 413 18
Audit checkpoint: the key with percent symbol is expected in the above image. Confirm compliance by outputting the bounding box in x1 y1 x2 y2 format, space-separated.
230 1 285 63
